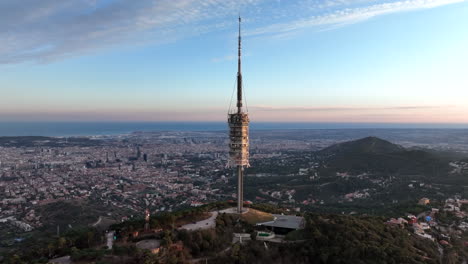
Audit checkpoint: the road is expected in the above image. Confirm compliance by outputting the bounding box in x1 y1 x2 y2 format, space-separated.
179 211 218 231
92 216 102 227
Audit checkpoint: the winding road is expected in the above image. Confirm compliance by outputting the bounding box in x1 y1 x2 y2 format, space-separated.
179 211 218 231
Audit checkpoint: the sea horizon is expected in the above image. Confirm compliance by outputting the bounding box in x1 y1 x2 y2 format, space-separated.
0 121 468 137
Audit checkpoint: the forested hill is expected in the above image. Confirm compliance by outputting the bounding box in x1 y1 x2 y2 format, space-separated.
319 136 405 155
317 136 451 175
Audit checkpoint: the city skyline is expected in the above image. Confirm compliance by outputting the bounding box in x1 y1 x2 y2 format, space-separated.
1 0 468 124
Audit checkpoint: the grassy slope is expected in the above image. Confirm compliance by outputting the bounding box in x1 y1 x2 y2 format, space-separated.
241 209 274 225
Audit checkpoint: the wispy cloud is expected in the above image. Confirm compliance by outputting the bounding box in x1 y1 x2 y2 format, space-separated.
0 0 259 64
0 0 465 64
248 104 467 123
0 105 464 122
251 105 451 112
245 0 467 37
211 54 236 63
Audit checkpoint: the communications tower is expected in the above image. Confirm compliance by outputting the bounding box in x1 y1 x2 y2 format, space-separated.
228 17 250 214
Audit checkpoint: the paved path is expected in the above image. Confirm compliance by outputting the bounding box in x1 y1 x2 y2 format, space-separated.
179 211 218 231
48 256 71 264
92 216 102 227
219 207 249 214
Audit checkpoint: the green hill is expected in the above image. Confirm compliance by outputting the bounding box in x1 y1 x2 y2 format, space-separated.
319 136 404 155
318 137 449 175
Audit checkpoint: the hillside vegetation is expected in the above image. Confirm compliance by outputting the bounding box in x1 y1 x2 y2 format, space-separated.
318 137 450 175
0 202 443 264
213 213 439 264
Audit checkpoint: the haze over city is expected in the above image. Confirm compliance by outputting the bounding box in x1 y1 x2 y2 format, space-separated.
1 0 467 124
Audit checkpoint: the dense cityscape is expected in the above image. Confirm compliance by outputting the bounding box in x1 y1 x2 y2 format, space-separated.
2 129 468 233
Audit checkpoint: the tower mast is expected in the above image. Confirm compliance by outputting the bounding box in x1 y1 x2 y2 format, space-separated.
228 17 250 214
237 16 243 114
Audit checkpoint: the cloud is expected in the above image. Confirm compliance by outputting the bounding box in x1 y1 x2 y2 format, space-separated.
0 0 465 64
0 0 259 64
248 104 467 123
0 105 464 122
0 109 227 122
251 105 450 112
244 0 467 37
211 54 236 63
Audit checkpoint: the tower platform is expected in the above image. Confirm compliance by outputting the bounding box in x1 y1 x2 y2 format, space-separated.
220 207 249 215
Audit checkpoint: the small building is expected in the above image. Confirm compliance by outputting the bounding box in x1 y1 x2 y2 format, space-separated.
190 201 204 207
407 215 417 224
386 218 408 227
419 198 430 205
256 214 305 235
440 240 450 245
419 222 430 230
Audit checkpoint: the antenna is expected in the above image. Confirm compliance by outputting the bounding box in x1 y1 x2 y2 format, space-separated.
237 16 243 113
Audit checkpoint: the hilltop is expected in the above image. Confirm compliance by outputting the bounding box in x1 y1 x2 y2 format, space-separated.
317 136 449 175
1 202 442 264
319 136 404 155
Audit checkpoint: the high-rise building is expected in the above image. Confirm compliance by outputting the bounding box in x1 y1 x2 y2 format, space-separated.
227 17 250 214
136 146 141 159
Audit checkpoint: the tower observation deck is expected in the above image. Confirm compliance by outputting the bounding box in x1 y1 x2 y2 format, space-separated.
228 17 249 214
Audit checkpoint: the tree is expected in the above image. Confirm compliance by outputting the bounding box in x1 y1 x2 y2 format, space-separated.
162 230 173 247
87 231 95 248
57 237 66 249
47 242 55 258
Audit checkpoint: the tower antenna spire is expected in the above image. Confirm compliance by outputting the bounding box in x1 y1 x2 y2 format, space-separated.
237 16 243 113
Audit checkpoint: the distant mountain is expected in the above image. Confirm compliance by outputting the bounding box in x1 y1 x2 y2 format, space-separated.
319 136 404 156
317 136 449 175
0 136 102 147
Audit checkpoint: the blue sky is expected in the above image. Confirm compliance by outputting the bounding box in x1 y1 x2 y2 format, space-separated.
1 0 467 123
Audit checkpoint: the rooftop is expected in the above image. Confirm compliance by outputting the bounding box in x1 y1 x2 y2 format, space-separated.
257 214 305 230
